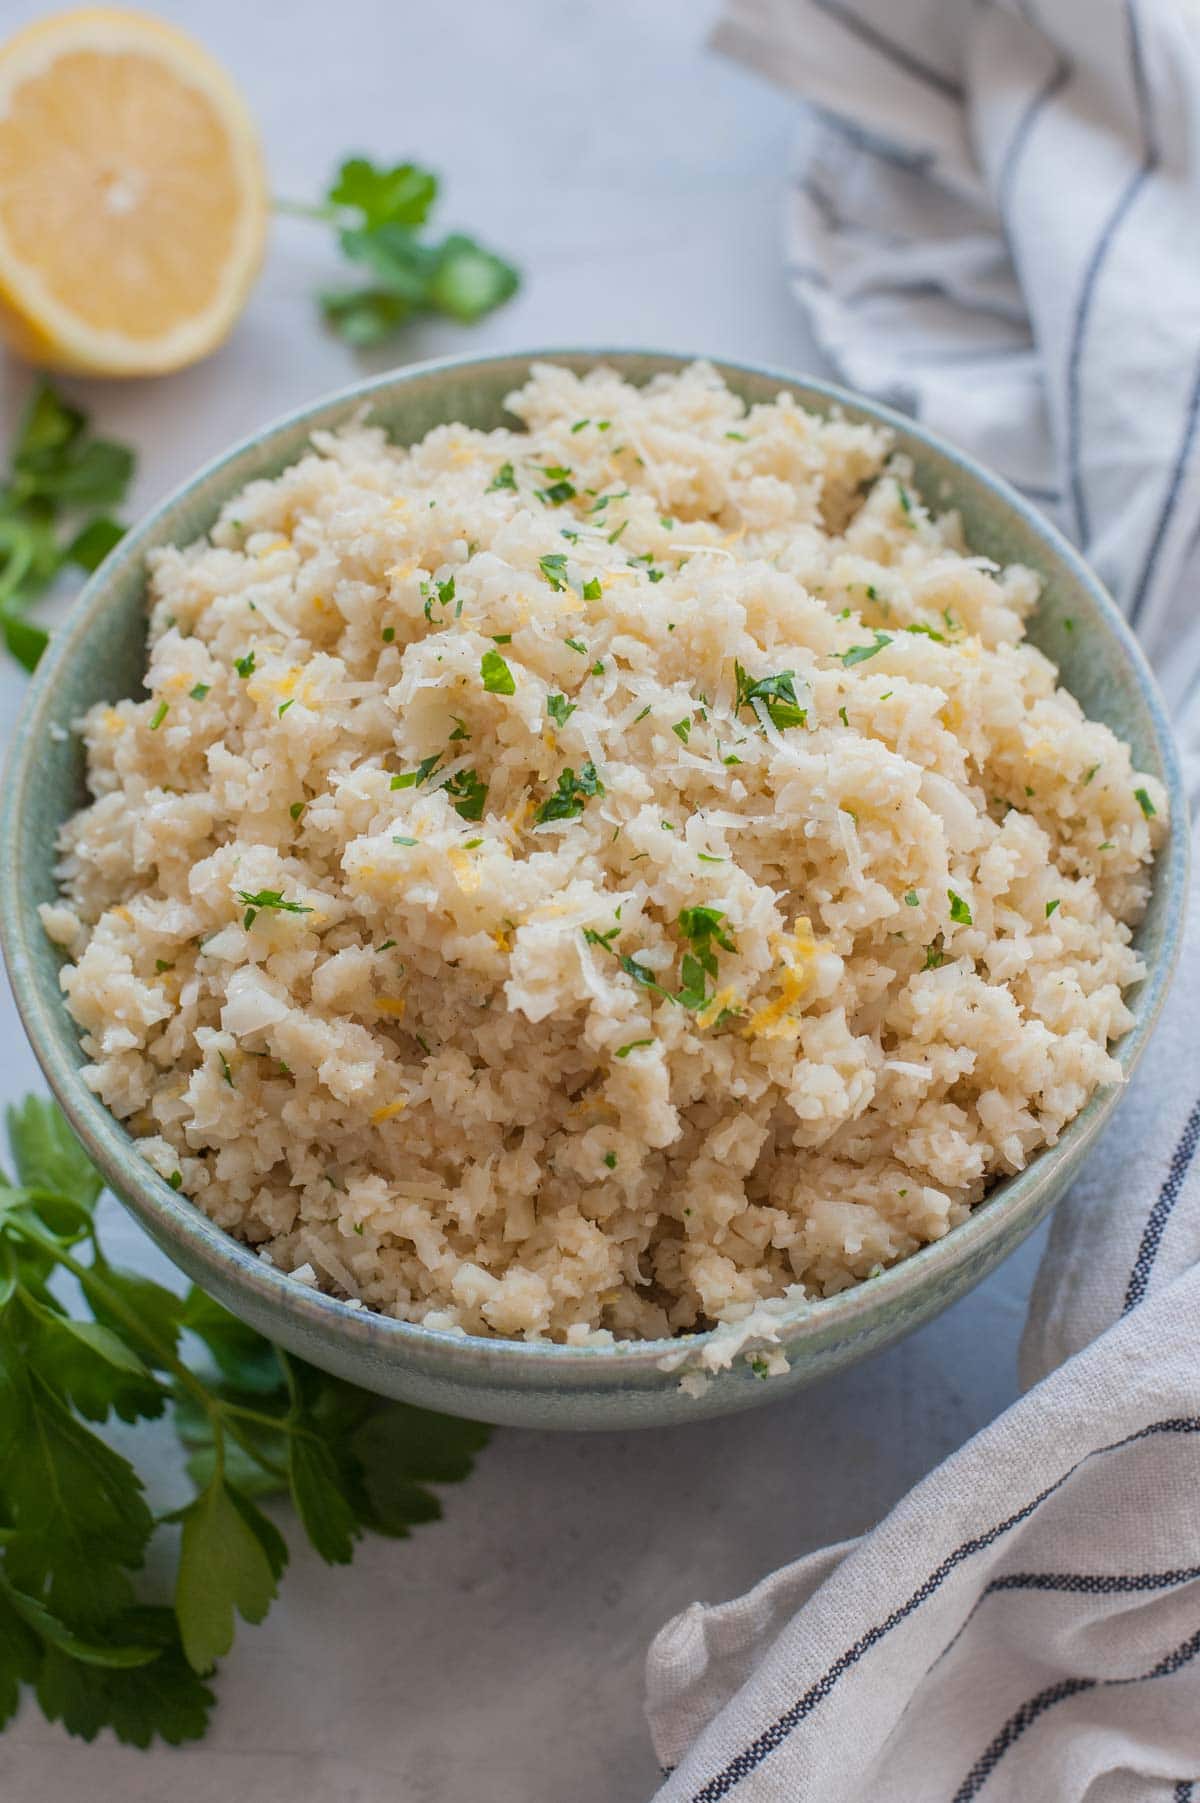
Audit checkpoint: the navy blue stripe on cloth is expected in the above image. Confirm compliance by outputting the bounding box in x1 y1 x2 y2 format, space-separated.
951 1626 1200 1802
997 56 1070 219
1065 0 1157 544
931 1567 1200 1673
685 1418 1200 1801
810 0 965 104
1123 1095 1200 1314
1129 350 1200 628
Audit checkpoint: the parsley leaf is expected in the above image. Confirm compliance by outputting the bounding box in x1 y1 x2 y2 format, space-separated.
546 693 576 727
538 553 569 592
534 762 604 824
480 649 516 695
947 890 973 926
174 1477 286 1674
0 383 134 671
236 890 313 930
391 752 442 790
733 663 807 731
443 769 488 822
839 631 892 667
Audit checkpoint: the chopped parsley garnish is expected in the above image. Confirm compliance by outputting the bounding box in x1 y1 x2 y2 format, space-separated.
750 1355 769 1379
546 693 576 727
234 650 256 678
633 705 652 724
289 801 305 820
448 718 471 742
237 889 314 929
539 553 569 591
391 835 418 846
591 660 604 677
540 479 575 506
1098 840 1114 851
619 953 672 999
1045 899 1061 918
382 625 395 642
278 699 294 717
672 718 691 743
904 891 920 907
1135 787 1156 818
947 890 973 926
582 576 602 601
896 482 915 519
169 1168 183 1189
488 462 517 492
838 705 849 727
839 631 892 667
734 663 807 731
480 648 516 694
535 761 604 824
725 430 747 442
491 632 512 644
463 837 483 849
564 636 587 654
391 753 442 789
570 419 590 433
697 853 725 863
149 700 168 731
583 925 621 950
155 959 174 973
923 937 949 970
615 1039 654 1058
904 622 945 643
218 1050 234 1087
444 769 488 821
603 1152 617 1169
188 683 211 701
606 520 628 545
1083 763 1100 785
675 905 736 1010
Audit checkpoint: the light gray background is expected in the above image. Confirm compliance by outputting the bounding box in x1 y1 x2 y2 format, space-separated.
0 2 1047 1796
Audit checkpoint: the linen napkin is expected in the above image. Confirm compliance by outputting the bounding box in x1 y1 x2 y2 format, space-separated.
645 2 1200 1795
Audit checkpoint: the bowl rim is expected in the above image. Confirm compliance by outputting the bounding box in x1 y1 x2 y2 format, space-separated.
0 344 1188 1380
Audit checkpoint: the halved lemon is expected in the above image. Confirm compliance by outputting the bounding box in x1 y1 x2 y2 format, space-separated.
0 8 267 375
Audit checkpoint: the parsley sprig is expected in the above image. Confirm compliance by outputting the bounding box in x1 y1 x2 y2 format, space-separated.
283 158 520 347
0 1096 489 1747
0 384 133 671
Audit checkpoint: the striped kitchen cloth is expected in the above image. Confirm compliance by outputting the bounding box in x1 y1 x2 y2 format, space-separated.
645 2 1200 1796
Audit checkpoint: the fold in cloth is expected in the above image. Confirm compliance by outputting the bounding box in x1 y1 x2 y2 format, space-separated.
646 2 1200 1794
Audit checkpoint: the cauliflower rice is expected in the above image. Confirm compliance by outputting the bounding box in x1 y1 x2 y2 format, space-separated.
42 362 1168 1345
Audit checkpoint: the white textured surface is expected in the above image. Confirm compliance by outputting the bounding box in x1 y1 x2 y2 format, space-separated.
0 2 1046 1796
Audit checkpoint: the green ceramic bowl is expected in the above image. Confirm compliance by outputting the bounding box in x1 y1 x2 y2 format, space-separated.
0 350 1187 1430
